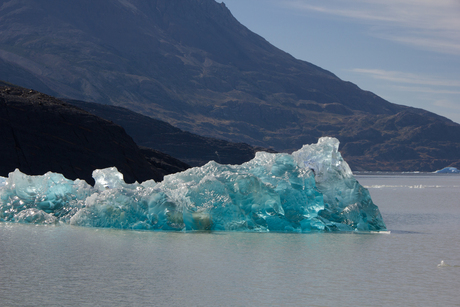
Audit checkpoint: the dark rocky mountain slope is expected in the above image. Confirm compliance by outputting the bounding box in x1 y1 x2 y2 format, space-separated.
65 99 272 167
65 98 460 172
0 82 188 184
1 0 459 171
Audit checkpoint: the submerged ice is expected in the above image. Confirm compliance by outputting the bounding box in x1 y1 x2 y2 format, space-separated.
0 137 386 232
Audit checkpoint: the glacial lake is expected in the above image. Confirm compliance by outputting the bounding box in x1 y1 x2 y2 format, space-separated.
1 173 459 306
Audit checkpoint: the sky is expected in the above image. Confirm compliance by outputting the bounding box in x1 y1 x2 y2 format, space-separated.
222 0 460 124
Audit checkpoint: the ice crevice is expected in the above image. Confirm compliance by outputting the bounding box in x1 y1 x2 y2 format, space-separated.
0 137 387 232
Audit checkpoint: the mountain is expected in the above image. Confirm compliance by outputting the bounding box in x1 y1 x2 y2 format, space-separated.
0 81 189 184
1 0 459 171
64 99 272 167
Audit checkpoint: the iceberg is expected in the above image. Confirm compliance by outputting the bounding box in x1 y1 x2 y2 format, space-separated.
0 137 386 232
435 167 460 174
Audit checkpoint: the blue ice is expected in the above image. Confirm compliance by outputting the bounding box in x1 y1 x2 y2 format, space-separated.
435 167 460 173
0 137 386 232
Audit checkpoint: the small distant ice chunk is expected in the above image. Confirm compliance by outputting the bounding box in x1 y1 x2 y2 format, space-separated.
435 167 460 173
437 260 451 267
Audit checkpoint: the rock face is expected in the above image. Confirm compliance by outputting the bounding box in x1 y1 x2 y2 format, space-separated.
337 112 460 171
67 98 460 171
65 99 273 167
1 0 460 171
0 82 188 184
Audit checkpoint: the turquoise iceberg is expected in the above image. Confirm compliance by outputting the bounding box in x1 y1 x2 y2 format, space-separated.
0 137 386 232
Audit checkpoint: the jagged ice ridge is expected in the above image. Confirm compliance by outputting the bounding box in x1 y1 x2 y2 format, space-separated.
0 137 386 232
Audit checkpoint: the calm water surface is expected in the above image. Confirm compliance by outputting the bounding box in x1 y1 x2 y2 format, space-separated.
1 173 459 306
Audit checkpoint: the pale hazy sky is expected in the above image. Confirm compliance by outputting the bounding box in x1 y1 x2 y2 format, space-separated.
223 0 460 124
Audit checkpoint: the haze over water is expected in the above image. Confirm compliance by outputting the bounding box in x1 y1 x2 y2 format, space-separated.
0 173 459 306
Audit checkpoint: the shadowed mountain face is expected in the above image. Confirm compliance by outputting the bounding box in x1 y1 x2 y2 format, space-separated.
65 98 460 172
1 0 460 171
0 82 189 184
64 99 271 167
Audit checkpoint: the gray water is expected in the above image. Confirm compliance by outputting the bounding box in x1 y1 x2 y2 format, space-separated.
1 173 459 306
